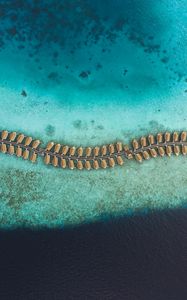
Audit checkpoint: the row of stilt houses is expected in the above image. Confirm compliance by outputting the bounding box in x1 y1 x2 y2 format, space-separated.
0 130 187 170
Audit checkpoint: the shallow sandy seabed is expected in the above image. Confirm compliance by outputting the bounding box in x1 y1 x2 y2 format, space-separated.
0 142 187 228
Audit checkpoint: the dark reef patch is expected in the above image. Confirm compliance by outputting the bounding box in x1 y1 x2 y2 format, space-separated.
161 56 169 64
45 124 55 136
6 27 17 37
79 70 91 79
47 72 61 83
114 17 127 31
21 90 27 97
96 63 102 70
148 120 165 132
73 120 82 129
123 69 128 76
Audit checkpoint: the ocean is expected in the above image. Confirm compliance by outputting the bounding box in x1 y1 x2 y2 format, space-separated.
0 209 187 299
0 0 187 298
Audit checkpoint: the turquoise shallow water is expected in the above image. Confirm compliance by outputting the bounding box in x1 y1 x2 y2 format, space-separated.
0 0 187 227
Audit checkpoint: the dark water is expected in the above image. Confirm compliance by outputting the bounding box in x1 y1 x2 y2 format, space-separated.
0 209 186 300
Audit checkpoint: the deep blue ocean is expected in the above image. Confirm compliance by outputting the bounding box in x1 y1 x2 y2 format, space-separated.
0 209 187 299
0 0 187 299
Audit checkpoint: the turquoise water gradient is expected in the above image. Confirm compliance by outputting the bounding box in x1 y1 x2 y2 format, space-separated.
0 0 187 227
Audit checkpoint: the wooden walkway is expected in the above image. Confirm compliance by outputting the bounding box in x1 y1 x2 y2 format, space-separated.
0 130 187 170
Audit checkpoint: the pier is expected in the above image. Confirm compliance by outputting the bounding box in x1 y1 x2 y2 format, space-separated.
0 130 187 170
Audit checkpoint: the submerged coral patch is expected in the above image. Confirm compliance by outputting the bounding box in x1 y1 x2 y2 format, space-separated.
45 125 56 137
